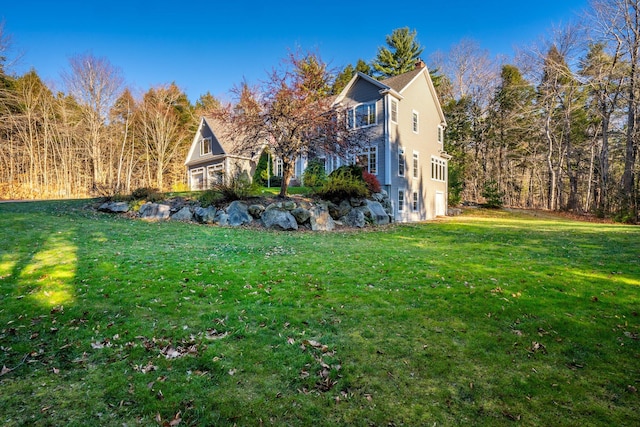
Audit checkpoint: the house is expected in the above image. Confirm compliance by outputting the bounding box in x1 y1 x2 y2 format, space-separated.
325 60 449 221
185 60 449 222
185 117 259 190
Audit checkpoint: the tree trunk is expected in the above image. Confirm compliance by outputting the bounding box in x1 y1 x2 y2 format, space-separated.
279 158 294 197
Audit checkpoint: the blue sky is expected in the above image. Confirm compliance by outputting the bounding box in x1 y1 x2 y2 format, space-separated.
2 0 588 103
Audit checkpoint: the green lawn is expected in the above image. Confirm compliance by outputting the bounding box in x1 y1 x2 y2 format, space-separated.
0 201 638 426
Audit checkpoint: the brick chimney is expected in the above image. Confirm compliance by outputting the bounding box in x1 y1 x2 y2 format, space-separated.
415 59 426 69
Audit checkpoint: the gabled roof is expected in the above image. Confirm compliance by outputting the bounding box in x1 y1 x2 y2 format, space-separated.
185 116 257 167
202 116 232 154
381 67 424 93
331 66 446 125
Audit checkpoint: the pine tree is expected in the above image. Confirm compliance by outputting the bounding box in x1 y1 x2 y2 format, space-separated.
372 27 424 78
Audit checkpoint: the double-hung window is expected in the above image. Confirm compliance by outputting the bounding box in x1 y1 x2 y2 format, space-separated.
412 151 419 179
200 137 212 156
348 102 376 129
437 125 444 144
412 111 419 133
398 190 405 212
412 191 419 212
398 147 405 177
274 158 283 177
357 146 377 174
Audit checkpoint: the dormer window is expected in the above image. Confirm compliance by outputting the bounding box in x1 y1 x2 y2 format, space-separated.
200 137 212 156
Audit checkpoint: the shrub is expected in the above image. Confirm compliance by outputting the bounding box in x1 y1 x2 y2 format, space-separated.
481 180 504 209
253 149 271 186
302 159 327 189
131 187 164 202
329 165 363 181
316 168 369 202
362 171 381 194
198 189 222 207
212 171 258 203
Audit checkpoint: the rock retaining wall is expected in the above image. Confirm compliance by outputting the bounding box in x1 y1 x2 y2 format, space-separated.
98 191 395 231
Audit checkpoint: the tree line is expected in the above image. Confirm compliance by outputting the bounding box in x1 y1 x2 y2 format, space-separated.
1 1 638 221
432 0 640 221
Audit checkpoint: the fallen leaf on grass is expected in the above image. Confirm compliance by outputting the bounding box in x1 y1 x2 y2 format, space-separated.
529 341 547 354
302 339 329 353
205 329 228 340
167 411 182 426
1 365 11 376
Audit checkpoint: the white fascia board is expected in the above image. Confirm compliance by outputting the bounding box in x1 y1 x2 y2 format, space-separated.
185 117 206 165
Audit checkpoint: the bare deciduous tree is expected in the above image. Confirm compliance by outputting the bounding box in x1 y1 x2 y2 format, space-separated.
63 53 123 191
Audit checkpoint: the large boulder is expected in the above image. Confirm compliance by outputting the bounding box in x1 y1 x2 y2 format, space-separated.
171 206 193 221
372 190 392 215
262 208 298 230
365 200 390 225
291 207 311 224
98 201 130 213
226 201 252 227
282 200 297 211
328 200 352 220
309 203 335 231
341 209 365 228
139 202 170 221
194 206 217 224
248 204 265 219
215 210 229 226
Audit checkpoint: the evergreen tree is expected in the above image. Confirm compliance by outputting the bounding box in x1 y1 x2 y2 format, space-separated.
332 59 374 94
372 27 424 78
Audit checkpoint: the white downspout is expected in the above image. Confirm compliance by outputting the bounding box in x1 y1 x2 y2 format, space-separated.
384 94 391 188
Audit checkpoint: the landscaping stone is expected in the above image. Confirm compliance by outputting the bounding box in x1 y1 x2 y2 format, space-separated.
248 204 265 219
171 206 193 221
328 200 352 219
262 208 298 230
448 207 462 216
98 201 130 213
349 197 366 207
309 203 335 231
291 207 311 224
283 200 297 211
365 200 390 225
214 210 229 226
341 209 365 228
139 202 171 221
194 206 217 224
226 201 252 226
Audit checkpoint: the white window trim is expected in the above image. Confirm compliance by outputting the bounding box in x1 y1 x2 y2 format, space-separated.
398 189 404 212
349 101 377 129
412 151 419 179
431 156 447 182
437 125 444 144
398 147 405 177
274 158 284 177
412 191 419 212
191 167 205 190
412 110 419 134
200 137 212 156
356 146 378 174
